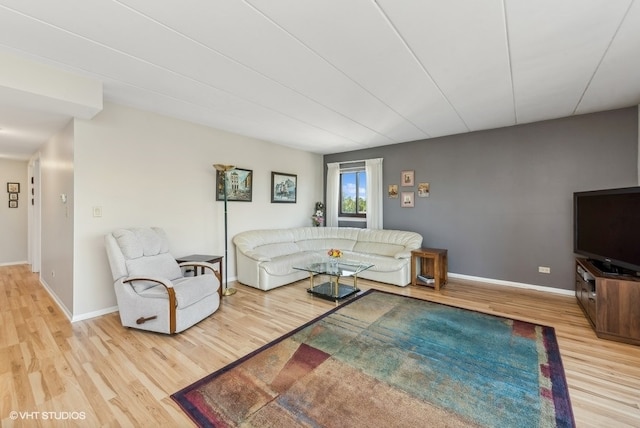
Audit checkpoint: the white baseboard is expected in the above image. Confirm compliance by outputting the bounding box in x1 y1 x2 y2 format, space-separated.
39 277 73 321
448 273 574 296
72 306 119 322
38 273 234 323
0 260 29 267
39 278 118 322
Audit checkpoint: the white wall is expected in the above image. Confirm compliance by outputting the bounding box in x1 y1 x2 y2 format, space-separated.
72 102 323 319
39 121 75 316
0 158 28 264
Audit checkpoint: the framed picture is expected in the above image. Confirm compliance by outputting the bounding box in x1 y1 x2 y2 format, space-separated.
7 182 19 193
216 168 253 202
401 192 414 208
271 172 297 203
418 182 430 197
8 200 17 208
388 184 398 198
401 171 414 186
9 193 18 200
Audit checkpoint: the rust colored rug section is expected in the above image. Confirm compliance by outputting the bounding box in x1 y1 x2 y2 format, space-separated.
172 290 574 427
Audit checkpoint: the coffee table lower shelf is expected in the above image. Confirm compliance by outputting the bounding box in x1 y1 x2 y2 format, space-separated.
307 282 360 302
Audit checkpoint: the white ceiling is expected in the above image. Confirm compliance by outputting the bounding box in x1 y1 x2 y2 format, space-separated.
1 0 639 160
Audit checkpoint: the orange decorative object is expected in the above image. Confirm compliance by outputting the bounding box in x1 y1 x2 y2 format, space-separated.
327 249 342 258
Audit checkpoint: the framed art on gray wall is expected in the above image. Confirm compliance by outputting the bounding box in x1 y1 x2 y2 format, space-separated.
388 184 398 198
271 172 297 203
418 182 430 197
401 171 414 186
401 192 414 207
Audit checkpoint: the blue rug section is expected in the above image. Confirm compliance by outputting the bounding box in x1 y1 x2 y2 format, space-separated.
297 290 574 427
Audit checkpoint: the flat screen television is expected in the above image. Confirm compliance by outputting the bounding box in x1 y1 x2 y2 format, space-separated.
573 186 640 274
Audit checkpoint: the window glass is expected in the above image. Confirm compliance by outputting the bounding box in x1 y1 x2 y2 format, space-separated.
340 170 366 217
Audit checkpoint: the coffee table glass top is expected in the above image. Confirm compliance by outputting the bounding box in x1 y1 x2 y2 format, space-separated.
294 260 374 276
295 259 373 301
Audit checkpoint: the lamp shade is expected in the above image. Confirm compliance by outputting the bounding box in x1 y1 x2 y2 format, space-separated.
213 164 235 172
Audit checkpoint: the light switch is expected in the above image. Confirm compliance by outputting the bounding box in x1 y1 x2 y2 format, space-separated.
93 206 103 217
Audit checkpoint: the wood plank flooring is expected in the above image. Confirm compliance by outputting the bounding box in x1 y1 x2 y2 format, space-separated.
1 263 640 427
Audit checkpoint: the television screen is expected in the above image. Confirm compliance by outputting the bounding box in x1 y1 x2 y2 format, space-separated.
574 186 640 273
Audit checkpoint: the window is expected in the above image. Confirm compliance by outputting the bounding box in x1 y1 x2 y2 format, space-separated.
339 169 366 217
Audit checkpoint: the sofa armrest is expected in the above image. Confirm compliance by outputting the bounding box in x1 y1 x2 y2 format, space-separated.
394 250 412 259
241 250 272 262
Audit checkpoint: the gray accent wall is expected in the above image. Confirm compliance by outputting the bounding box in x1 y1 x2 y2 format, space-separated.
325 107 639 291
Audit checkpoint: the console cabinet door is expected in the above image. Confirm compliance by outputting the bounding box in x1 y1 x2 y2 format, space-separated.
596 279 640 341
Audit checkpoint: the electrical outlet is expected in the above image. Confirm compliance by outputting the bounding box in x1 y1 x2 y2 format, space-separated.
538 266 551 274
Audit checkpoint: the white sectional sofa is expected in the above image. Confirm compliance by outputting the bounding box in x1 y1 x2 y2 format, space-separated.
233 227 423 290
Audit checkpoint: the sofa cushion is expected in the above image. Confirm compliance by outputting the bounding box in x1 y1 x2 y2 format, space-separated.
291 227 361 242
296 238 356 252
355 229 423 258
260 252 319 276
351 241 404 258
340 252 408 272
254 242 301 259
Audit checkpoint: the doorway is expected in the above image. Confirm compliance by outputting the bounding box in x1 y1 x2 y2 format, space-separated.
28 156 41 273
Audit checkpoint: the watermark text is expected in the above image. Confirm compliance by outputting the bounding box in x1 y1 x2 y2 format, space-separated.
9 411 86 421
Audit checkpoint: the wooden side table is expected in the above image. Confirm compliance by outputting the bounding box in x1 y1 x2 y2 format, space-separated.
411 248 448 291
176 254 223 280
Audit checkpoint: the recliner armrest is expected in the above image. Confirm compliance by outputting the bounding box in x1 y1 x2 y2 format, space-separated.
123 276 174 290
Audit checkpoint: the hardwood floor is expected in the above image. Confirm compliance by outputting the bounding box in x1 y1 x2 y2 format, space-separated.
1 263 639 427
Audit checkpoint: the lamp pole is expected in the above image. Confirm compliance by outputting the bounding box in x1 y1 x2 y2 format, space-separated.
213 164 237 296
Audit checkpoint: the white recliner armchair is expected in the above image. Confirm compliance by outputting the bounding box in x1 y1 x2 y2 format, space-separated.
105 227 221 334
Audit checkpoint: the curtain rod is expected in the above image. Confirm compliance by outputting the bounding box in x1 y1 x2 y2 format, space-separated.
339 158 377 164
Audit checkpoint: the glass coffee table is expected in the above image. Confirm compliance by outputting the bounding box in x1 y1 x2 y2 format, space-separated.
294 260 374 302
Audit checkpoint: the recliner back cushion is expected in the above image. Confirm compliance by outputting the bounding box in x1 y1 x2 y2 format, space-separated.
113 227 171 259
126 253 183 282
112 227 182 292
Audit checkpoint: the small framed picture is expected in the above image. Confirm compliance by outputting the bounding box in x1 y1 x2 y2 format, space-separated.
401 192 414 208
8 200 18 208
216 168 253 202
418 182 430 197
271 172 297 203
388 184 398 198
9 193 18 200
401 171 414 186
7 182 20 193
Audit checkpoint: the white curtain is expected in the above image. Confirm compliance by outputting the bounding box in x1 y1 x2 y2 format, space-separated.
365 158 383 229
325 162 340 227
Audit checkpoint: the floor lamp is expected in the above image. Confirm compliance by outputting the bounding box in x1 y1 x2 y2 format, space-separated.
214 164 237 296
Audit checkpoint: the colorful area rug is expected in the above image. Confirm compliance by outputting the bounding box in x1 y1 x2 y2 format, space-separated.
172 290 574 427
